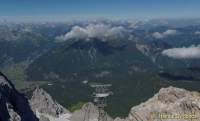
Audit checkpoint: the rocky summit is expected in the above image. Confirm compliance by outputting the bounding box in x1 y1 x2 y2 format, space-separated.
70 102 113 121
30 87 71 121
30 87 69 117
115 86 200 121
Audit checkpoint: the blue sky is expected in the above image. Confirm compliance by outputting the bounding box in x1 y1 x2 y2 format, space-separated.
0 0 200 22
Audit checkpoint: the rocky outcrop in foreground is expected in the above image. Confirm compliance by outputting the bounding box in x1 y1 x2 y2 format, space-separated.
0 72 39 121
115 86 200 121
0 71 109 121
30 87 71 121
30 87 112 121
1 71 200 121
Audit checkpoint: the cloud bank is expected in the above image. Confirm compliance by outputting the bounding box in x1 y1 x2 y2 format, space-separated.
162 45 200 59
56 24 128 42
195 31 200 35
152 29 177 39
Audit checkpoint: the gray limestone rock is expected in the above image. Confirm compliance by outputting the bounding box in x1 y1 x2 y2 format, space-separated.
71 102 113 121
118 86 200 121
30 87 69 117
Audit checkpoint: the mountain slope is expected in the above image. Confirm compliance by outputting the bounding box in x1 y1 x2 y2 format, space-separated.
0 72 39 121
27 38 157 81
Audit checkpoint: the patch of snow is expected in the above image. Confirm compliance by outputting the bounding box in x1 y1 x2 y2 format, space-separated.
47 83 53 86
82 80 88 84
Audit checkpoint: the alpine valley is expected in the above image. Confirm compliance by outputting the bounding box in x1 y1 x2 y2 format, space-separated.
1 19 200 118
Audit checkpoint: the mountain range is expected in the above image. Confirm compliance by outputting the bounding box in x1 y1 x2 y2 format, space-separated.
1 19 200 117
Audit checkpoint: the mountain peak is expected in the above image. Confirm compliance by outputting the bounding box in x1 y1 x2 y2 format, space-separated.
0 71 39 121
71 102 113 121
30 87 69 118
116 86 200 121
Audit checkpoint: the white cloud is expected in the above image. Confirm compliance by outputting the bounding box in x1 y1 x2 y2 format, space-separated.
195 31 200 35
163 30 177 36
152 29 177 39
162 45 200 59
152 32 164 39
56 24 127 42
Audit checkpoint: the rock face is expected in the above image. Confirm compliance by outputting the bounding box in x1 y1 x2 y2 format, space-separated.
70 102 113 121
0 72 39 121
0 71 72 121
30 89 113 121
30 87 69 117
30 87 71 121
116 86 200 121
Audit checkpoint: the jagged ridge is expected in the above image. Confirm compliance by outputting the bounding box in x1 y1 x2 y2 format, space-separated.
0 72 39 121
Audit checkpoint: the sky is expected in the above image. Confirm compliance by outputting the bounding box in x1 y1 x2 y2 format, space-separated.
0 0 200 22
